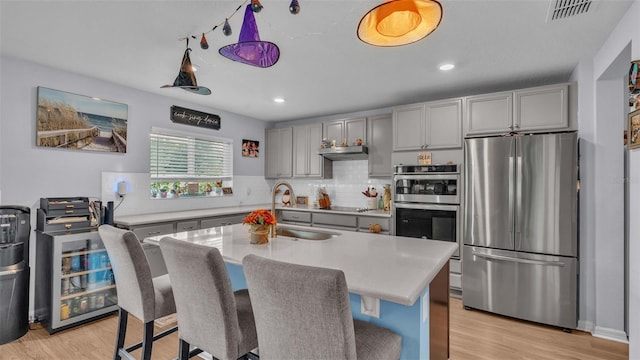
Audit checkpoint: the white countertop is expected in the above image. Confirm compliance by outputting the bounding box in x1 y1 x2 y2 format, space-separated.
145 223 457 306
114 204 269 226
115 203 390 227
276 204 391 218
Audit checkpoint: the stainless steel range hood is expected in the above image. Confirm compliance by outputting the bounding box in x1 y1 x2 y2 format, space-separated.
318 146 368 160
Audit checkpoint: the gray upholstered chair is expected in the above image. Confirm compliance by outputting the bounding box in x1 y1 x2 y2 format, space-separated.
242 254 402 360
158 236 258 360
98 225 177 360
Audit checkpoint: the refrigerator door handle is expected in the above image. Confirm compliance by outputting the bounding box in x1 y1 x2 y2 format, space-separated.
471 251 566 267
514 138 522 248
508 148 515 237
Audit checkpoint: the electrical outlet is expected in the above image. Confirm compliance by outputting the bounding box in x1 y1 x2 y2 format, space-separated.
360 296 380 318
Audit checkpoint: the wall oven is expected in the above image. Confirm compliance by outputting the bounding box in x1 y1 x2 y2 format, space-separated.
393 164 460 258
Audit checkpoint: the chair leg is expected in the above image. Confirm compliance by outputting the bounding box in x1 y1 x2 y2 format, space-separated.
179 339 191 360
114 308 128 360
141 321 155 360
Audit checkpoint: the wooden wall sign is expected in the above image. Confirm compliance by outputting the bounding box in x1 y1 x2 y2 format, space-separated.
170 105 220 130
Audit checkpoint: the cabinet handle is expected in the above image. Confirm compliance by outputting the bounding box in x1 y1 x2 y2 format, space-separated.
65 224 72 229
65 210 74 214
65 205 75 208
147 231 161 235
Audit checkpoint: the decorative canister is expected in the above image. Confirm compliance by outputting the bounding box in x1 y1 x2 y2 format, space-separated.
61 278 70 296
89 294 97 310
367 197 377 210
79 297 88 313
250 225 269 245
62 257 71 273
96 293 105 308
60 302 70 321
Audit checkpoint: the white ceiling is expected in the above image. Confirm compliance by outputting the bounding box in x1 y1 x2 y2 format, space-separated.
0 0 633 122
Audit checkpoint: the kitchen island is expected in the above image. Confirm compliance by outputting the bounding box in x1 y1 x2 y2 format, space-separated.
145 223 457 360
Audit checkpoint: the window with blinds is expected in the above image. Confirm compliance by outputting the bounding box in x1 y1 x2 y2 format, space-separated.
150 127 233 198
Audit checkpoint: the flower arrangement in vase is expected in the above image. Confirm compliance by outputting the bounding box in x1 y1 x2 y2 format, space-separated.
243 209 276 244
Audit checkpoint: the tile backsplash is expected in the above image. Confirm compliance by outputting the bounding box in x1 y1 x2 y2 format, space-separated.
270 160 391 209
102 160 390 216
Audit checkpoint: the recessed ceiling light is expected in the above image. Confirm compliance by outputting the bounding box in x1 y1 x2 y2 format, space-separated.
439 63 455 71
274 97 285 103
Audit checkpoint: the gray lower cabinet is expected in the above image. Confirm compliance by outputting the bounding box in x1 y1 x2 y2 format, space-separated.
312 213 357 230
450 258 462 295
278 210 312 225
200 214 247 228
176 220 199 232
357 216 390 234
129 222 175 241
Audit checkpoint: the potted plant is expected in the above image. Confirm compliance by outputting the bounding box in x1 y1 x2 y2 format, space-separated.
242 209 276 245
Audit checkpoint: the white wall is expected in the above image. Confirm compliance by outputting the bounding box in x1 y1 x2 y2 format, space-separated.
0 56 269 319
572 0 640 354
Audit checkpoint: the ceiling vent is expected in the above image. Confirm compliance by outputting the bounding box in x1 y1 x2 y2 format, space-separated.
547 0 593 21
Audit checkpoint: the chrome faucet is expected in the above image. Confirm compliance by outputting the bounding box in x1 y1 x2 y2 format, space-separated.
271 181 295 238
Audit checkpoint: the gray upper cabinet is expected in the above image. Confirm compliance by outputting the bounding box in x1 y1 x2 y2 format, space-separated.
293 123 332 178
367 114 393 178
393 98 462 151
465 91 513 136
323 117 367 146
265 127 293 179
465 84 569 136
393 103 424 151
514 84 569 131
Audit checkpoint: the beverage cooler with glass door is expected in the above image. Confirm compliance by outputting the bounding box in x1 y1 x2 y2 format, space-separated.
35 198 117 334
35 230 118 333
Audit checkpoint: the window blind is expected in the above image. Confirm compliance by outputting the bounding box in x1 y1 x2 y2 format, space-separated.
150 127 233 181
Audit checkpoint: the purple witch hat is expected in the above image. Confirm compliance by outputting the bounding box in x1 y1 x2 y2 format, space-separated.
219 5 280 68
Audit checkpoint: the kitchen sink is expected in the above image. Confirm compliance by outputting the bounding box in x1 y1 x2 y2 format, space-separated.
276 227 338 241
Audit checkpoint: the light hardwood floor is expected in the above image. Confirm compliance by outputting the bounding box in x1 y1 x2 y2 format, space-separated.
1 298 628 360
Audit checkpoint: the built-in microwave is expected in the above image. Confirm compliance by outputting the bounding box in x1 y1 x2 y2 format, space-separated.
392 164 461 258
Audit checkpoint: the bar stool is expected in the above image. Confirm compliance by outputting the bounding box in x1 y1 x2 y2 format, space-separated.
98 225 177 360
242 254 402 360
159 237 258 360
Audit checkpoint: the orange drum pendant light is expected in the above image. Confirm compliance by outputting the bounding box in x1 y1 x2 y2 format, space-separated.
357 0 442 47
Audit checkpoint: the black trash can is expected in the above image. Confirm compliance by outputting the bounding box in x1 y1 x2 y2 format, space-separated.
0 206 30 345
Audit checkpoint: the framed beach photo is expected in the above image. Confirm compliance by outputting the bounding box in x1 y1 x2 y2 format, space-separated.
629 109 640 150
36 87 128 153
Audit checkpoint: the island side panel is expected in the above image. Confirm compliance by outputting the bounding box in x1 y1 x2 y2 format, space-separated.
430 261 450 360
226 263 248 291
351 292 428 360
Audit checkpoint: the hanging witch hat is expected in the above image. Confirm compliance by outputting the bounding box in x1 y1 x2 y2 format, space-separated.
218 4 280 68
161 40 211 95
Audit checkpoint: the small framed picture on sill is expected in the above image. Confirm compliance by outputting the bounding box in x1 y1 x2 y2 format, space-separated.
296 196 308 205
242 139 259 157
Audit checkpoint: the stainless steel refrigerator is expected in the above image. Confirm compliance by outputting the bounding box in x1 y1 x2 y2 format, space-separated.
462 132 578 329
